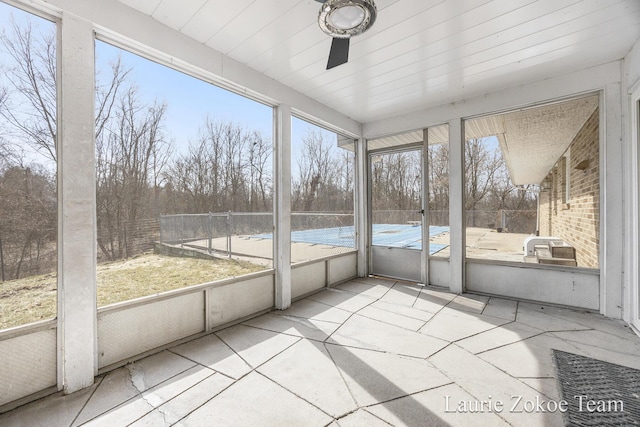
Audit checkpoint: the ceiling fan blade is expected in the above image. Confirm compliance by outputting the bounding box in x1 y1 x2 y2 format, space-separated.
327 37 349 70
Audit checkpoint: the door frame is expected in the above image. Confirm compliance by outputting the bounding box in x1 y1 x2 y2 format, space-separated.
367 140 429 283
629 83 640 331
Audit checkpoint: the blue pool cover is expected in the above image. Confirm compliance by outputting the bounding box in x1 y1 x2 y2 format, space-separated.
253 224 449 255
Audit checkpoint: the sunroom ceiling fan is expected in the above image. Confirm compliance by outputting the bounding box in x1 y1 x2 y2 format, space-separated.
314 0 377 70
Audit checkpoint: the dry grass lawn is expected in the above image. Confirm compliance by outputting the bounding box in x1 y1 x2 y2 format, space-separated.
0 254 266 330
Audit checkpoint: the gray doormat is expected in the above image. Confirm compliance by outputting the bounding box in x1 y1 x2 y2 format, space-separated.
553 349 640 426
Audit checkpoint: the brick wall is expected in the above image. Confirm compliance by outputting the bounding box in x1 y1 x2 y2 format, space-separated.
537 108 599 268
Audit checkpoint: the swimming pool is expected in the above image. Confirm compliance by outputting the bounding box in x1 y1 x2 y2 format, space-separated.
253 224 449 255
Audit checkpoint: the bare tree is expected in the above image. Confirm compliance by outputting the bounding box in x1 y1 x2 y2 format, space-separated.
96 89 170 260
371 150 421 215
428 143 449 225
465 138 504 226
0 164 56 279
293 130 340 212
0 18 57 161
246 131 272 211
166 120 272 214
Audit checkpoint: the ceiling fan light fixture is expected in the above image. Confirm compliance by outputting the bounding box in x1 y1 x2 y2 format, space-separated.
318 0 377 38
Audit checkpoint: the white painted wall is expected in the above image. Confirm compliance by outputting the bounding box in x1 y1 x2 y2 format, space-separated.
466 262 599 311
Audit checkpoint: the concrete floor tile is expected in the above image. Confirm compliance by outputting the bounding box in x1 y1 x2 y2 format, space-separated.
446 294 489 314
82 366 219 426
179 371 332 426
336 409 391 426
372 300 435 322
126 351 197 392
126 409 168 427
258 340 357 417
420 309 508 342
80 397 154 427
307 288 376 312
351 277 397 287
562 311 640 334
356 305 426 331
72 368 140 426
170 334 252 379
216 324 300 368
326 344 451 406
140 365 216 407
327 315 448 358
276 298 353 324
456 321 542 354
75 358 205 426
541 309 638 340
482 298 518 321
366 383 510 427
550 329 640 357
429 345 564 427
559 339 640 370
516 303 594 332
333 280 394 299
242 313 341 341
130 372 234 426
379 282 422 306
477 334 581 378
0 381 99 427
414 288 456 313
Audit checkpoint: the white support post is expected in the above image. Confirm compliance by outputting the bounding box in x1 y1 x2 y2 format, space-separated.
355 137 369 277
625 81 640 326
449 118 464 294
274 105 292 309
421 129 429 285
57 13 97 393
601 84 624 318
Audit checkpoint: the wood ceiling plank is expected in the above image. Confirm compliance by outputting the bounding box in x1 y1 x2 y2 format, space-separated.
179 0 256 45
151 0 208 30
119 0 162 15
204 0 300 55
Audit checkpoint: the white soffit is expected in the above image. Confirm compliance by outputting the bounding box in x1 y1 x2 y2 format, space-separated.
465 95 598 185
115 0 640 124
368 124 448 150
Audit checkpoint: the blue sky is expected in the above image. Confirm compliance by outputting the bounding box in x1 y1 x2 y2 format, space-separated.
95 40 339 160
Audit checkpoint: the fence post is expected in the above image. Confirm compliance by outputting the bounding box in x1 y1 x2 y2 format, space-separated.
208 213 212 253
181 215 184 247
227 211 232 258
0 237 4 282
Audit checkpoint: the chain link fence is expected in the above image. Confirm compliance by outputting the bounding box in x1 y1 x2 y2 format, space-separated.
466 210 537 233
159 212 355 259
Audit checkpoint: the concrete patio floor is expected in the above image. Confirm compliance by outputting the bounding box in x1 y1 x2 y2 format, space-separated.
2 277 640 426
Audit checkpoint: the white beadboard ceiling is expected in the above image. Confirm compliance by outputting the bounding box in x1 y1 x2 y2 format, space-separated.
117 0 640 125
